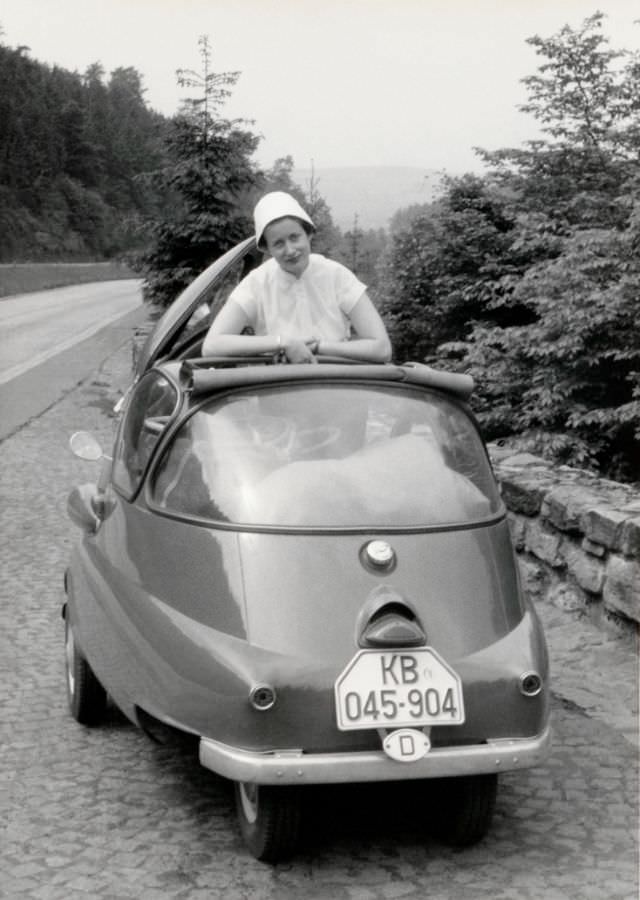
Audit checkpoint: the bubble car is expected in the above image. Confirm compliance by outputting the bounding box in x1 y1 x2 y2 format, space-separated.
64 237 550 861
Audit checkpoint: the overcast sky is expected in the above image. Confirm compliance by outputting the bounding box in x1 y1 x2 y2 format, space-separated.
2 1 640 174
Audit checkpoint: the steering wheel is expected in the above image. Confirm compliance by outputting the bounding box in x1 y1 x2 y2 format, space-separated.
289 425 341 458
247 416 292 450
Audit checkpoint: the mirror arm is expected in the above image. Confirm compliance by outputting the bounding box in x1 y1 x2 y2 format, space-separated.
97 456 113 494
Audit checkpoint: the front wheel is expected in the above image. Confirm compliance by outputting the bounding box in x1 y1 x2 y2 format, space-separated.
428 773 498 846
64 618 107 725
234 782 302 862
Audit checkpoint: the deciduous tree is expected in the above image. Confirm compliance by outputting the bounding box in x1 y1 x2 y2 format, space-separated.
384 13 640 479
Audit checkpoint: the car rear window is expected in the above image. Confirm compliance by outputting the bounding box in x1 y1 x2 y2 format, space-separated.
151 384 501 528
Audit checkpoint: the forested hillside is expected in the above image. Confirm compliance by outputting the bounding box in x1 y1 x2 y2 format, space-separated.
0 39 169 261
2 17 638 481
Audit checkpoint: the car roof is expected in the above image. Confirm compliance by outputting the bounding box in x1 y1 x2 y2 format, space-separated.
161 359 475 402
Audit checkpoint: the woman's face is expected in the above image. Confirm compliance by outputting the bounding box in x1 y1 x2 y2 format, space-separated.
263 217 311 277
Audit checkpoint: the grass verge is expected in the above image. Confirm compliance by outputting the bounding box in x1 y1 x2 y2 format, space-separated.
0 262 139 298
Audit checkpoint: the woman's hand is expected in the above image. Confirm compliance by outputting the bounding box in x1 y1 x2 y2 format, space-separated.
283 337 318 364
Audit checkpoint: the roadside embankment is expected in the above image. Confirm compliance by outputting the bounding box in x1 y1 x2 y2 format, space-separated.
0 261 137 298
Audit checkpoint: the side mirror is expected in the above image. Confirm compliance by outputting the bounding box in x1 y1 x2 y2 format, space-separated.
69 431 113 494
70 431 103 461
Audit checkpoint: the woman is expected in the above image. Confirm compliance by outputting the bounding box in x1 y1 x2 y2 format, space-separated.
202 191 392 363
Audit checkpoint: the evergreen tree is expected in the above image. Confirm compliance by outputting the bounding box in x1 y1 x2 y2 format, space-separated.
140 36 260 306
0 37 168 260
335 221 387 297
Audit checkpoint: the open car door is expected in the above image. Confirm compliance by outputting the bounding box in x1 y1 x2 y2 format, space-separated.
134 237 260 377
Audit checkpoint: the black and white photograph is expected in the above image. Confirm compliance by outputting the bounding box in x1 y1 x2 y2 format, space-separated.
1 2 638 898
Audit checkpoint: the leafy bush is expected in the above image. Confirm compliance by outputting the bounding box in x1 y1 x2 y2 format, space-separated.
463 221 640 479
383 13 640 481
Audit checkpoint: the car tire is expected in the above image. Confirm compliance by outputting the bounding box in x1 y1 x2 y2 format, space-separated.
64 618 107 725
234 782 302 862
428 773 498 846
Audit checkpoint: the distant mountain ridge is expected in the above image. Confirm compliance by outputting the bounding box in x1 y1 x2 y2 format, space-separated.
293 166 443 231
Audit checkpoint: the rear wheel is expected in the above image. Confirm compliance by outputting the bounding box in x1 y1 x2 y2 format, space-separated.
428 773 498 846
64 618 107 725
234 782 302 862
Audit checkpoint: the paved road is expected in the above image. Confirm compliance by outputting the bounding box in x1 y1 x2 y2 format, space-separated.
0 294 148 441
1 317 638 899
0 280 143 384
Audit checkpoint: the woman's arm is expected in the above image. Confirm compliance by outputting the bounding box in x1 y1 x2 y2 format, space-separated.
201 299 316 362
202 299 274 356
316 293 392 362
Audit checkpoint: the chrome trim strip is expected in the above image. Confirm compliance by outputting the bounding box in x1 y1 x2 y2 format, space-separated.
199 725 552 785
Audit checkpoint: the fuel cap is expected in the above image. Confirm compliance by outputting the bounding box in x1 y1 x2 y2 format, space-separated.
365 540 395 568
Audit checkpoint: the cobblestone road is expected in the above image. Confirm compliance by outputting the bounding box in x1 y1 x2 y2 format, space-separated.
1 325 638 899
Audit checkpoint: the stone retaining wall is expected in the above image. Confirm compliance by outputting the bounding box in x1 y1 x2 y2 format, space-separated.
490 448 640 634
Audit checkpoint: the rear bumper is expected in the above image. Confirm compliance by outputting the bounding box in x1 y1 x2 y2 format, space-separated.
199 724 552 785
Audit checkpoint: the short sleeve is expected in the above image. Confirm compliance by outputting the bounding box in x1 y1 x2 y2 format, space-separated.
228 272 259 325
332 261 367 314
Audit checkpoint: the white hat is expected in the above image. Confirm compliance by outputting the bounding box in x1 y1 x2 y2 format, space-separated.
254 191 315 249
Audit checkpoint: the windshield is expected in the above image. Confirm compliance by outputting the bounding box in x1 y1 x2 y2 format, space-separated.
151 384 501 528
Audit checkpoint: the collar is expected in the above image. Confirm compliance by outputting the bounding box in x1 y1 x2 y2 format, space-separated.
274 255 316 291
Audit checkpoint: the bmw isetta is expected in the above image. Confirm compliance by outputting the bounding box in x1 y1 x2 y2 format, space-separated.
64 237 550 861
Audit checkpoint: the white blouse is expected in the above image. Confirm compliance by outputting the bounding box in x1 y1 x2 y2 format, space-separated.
228 254 367 341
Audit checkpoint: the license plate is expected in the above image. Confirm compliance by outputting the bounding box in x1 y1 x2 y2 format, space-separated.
335 648 464 731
